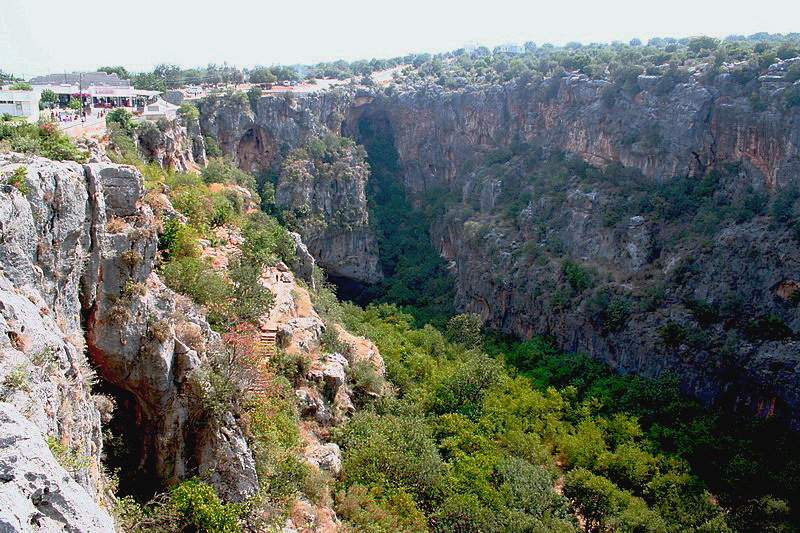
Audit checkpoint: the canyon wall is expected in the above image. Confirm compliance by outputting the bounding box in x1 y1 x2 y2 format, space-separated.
0 154 259 529
198 89 384 282
352 71 799 196
200 69 800 425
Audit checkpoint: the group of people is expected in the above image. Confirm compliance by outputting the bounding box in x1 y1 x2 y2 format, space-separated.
47 108 107 123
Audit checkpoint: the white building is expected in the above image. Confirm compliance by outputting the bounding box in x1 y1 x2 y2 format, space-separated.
29 72 158 109
0 90 40 123
139 97 179 120
495 43 524 55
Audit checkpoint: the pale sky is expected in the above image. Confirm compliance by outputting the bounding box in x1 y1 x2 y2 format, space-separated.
2 0 799 79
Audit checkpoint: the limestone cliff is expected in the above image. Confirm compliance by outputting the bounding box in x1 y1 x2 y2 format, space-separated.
346 67 800 196
134 114 206 171
198 90 353 174
198 65 800 426
0 154 259 530
275 135 381 283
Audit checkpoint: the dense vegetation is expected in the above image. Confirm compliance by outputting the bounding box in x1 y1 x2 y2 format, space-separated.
308 294 799 532
385 33 800 101
0 118 88 162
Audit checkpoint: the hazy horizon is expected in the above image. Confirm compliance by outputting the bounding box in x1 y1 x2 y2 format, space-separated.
3 0 799 79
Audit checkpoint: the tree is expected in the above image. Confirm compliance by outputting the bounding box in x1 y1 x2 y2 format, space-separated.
153 63 181 89
67 98 81 110
688 36 720 54
106 108 134 132
9 82 32 90
446 313 483 348
39 89 58 108
776 42 800 60
249 67 277 85
0 70 19 84
98 66 130 79
177 101 199 121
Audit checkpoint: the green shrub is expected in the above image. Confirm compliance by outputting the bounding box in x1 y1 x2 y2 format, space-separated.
240 211 296 266
158 218 200 261
4 167 29 194
201 157 256 191
46 436 91 472
445 313 483 348
426 352 504 420
2 364 30 396
203 136 221 157
743 314 794 341
120 249 142 267
563 468 667 533
658 321 707 349
319 325 351 355
106 108 134 132
336 484 428 533
178 102 200 121
169 479 240 533
227 256 274 325
348 359 383 408
562 259 594 293
160 257 230 326
336 412 446 504
106 303 132 324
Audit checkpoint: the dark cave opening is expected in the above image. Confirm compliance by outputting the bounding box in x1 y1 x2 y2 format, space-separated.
94 380 158 499
337 105 455 327
236 126 278 175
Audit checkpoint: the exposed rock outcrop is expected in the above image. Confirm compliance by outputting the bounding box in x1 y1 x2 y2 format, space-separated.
346 75 800 196
275 139 381 283
198 90 352 175
0 402 114 532
198 70 800 426
135 115 206 171
0 154 259 520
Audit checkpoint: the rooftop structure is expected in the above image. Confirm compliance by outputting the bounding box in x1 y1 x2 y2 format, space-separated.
0 89 40 123
29 72 159 109
138 97 179 120
495 43 524 55
29 72 130 87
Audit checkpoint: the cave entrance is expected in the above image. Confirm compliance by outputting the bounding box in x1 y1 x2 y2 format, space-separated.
339 105 455 327
236 127 277 174
94 380 159 499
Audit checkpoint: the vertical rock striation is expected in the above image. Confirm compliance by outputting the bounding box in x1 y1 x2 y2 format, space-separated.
0 153 259 527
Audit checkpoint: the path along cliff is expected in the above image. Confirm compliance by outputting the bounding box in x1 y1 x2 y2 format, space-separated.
0 152 386 531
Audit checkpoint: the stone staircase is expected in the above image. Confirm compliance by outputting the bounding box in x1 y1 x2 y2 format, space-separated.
248 327 278 396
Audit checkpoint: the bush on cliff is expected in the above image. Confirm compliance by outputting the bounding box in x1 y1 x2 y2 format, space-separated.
0 121 87 162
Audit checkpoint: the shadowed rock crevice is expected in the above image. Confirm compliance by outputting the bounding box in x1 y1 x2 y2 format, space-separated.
237 127 278 174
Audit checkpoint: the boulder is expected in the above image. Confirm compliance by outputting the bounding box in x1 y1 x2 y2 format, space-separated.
304 443 342 475
0 403 114 532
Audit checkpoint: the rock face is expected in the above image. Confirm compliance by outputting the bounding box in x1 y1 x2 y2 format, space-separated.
199 91 383 283
0 155 108 506
198 90 353 175
0 402 114 532
345 76 800 196
430 180 800 418
136 115 206 170
275 139 381 283
199 72 800 426
0 154 258 519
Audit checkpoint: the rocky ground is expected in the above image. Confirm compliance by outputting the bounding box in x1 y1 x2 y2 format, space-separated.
201 225 388 532
0 152 388 531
